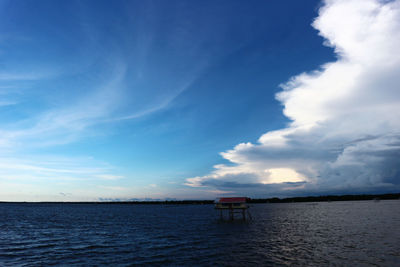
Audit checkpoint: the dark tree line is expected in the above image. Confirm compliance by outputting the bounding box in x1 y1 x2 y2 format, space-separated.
249 193 400 203
1 193 399 205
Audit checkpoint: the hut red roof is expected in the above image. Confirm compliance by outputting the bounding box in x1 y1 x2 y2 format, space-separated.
217 197 248 203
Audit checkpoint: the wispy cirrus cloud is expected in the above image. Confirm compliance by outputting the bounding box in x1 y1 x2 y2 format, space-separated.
0 156 123 181
0 60 126 149
0 0 234 202
0 100 17 106
0 71 52 81
186 0 400 196
0 0 258 152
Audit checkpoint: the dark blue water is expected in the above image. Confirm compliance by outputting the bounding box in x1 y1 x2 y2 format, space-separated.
1 201 399 266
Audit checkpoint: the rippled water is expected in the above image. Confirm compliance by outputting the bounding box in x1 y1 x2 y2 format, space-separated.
1 200 399 266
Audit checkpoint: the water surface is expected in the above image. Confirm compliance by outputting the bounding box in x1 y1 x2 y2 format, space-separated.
1 200 399 266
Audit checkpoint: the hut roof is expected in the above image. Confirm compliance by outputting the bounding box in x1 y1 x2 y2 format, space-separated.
216 197 248 203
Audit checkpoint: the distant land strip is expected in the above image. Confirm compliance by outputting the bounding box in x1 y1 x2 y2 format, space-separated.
1 193 399 204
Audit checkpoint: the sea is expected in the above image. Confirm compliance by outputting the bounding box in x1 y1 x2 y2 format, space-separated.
0 200 399 266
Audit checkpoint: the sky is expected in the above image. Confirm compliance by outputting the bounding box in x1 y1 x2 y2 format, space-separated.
0 0 399 201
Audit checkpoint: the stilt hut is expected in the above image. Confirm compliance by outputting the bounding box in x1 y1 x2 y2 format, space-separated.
215 197 250 220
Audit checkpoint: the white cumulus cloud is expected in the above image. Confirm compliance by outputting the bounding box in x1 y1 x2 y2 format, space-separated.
186 0 400 196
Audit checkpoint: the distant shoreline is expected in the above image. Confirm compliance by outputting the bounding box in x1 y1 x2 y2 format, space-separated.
1 193 399 204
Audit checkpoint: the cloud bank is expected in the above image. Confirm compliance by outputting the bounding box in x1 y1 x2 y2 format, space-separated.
186 0 400 196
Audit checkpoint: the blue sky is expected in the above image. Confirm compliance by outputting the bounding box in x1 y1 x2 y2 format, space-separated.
1 0 400 201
